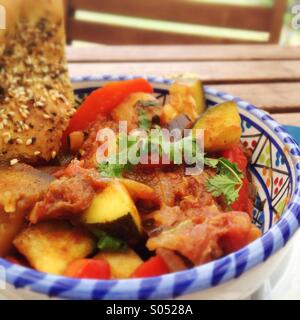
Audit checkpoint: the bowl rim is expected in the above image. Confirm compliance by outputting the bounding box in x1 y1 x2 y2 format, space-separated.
1 74 300 300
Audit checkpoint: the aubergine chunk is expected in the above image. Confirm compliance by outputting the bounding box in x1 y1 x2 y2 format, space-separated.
0 163 54 256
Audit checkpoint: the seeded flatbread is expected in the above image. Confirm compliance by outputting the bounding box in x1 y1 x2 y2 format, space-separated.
0 0 75 164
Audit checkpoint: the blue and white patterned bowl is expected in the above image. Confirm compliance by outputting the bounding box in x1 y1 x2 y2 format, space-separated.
1 75 300 300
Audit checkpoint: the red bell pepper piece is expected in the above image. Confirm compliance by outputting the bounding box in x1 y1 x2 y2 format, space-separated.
64 259 111 280
220 146 252 217
62 78 153 147
131 256 169 278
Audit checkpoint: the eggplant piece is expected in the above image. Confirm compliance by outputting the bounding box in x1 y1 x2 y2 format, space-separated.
167 114 192 133
0 164 54 256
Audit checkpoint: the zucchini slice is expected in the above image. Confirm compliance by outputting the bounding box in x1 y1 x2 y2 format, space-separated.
81 181 142 244
193 101 242 152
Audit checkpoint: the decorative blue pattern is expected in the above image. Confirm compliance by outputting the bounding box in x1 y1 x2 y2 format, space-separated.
0 75 300 300
172 268 198 297
234 248 250 278
138 277 162 300
211 256 232 286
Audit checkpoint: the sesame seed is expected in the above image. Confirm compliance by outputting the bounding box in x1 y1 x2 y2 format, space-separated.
26 138 32 145
2 132 11 138
4 136 11 144
16 138 23 145
34 151 41 156
10 159 19 166
35 101 45 108
51 151 57 159
43 114 51 119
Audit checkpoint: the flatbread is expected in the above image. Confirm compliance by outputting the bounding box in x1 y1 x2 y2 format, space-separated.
0 0 75 164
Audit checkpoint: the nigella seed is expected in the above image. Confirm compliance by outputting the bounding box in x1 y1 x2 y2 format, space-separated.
0 86 5 102
142 218 156 230
4 47 13 56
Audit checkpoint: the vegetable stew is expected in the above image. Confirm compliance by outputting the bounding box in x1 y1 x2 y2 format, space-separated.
0 78 261 280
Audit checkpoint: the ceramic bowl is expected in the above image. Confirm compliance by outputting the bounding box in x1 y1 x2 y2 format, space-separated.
1 75 300 300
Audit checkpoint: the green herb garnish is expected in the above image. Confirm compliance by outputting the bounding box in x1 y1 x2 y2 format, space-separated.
95 230 128 252
98 162 132 178
137 100 160 107
97 129 200 177
204 157 243 206
97 128 244 207
138 109 151 130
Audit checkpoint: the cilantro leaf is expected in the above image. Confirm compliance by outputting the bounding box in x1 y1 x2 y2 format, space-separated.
206 174 241 205
98 161 132 178
204 157 244 206
138 109 151 130
204 157 219 168
137 100 160 107
95 230 128 252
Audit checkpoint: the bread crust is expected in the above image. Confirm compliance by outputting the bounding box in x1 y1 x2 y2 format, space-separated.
0 0 74 164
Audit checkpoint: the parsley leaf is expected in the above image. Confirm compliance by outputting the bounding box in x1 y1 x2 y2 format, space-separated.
203 157 219 168
98 162 132 178
137 100 160 107
204 157 243 206
97 128 203 177
95 230 128 252
138 109 151 130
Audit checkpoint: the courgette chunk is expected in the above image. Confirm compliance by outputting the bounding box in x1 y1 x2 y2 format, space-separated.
193 101 242 152
81 181 142 244
169 79 207 121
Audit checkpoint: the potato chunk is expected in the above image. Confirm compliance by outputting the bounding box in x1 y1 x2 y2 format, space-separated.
193 101 242 152
94 249 143 279
14 221 95 275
